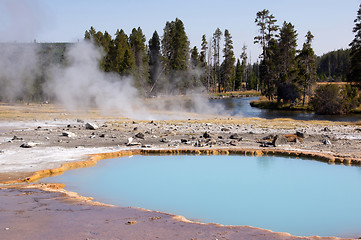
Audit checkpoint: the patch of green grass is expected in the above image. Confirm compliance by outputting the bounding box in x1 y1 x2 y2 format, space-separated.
250 99 313 111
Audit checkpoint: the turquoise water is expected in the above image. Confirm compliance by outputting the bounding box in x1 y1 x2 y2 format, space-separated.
42 155 361 237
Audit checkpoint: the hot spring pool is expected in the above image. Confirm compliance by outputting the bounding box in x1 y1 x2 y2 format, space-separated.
41 155 361 237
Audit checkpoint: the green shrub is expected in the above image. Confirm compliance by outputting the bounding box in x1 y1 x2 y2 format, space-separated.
310 84 343 114
311 84 360 114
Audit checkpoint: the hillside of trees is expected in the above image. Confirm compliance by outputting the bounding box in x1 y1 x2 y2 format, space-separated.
1 4 360 115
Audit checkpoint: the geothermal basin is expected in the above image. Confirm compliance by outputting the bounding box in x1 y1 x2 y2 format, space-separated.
40 153 361 238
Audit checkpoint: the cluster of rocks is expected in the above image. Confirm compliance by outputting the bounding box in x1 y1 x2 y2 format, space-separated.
1 118 360 159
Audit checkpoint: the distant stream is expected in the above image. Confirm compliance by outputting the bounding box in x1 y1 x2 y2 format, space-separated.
210 97 361 122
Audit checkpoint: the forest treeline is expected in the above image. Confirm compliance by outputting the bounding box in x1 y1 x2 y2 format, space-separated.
1 5 361 114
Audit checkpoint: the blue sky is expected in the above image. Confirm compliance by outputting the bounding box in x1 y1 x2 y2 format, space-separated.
0 0 359 62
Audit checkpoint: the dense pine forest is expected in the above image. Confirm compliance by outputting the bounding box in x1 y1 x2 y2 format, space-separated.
1 5 361 114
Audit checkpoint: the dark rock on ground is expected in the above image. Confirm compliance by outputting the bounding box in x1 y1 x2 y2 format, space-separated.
20 142 37 148
273 135 289 147
135 132 145 139
203 132 211 139
296 131 306 138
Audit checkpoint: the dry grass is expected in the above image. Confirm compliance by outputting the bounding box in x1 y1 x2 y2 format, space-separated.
1 102 355 128
0 102 128 121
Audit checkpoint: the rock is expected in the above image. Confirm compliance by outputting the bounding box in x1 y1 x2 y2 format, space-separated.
273 135 289 147
207 139 217 145
221 127 230 132
125 221 137 225
127 137 133 145
62 131 76 138
160 138 168 143
322 139 332 145
323 127 331 132
11 136 23 141
180 139 188 143
194 140 204 147
296 131 306 138
76 119 85 123
85 122 99 130
126 137 141 146
20 142 37 148
262 134 275 140
229 140 237 146
229 133 241 140
203 132 211 139
99 133 105 138
135 132 145 139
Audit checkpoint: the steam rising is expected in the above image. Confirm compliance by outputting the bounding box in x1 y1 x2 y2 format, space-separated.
0 43 39 102
45 41 226 119
0 39 229 119
45 41 148 118
0 0 233 120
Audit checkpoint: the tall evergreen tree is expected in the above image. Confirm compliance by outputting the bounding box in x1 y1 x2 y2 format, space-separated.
221 29 235 92
200 34 209 88
234 59 242 90
278 21 298 83
277 21 298 102
114 29 135 75
190 46 200 68
130 27 149 89
240 44 248 89
348 3 361 83
254 9 279 99
213 28 222 92
148 31 162 89
200 35 208 65
297 31 316 105
161 18 189 92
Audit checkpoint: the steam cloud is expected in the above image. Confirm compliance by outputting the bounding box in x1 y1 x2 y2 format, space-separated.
0 42 228 119
45 41 149 118
45 41 226 120
0 43 39 102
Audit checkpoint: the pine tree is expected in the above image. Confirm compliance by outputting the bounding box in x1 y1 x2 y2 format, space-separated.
234 59 242 90
200 34 209 89
297 31 316 105
130 27 149 89
148 31 161 89
221 29 235 92
348 4 361 83
240 44 247 89
161 18 189 92
200 35 207 65
190 46 200 68
277 21 299 103
114 29 135 75
213 28 222 93
278 21 298 83
254 9 279 99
